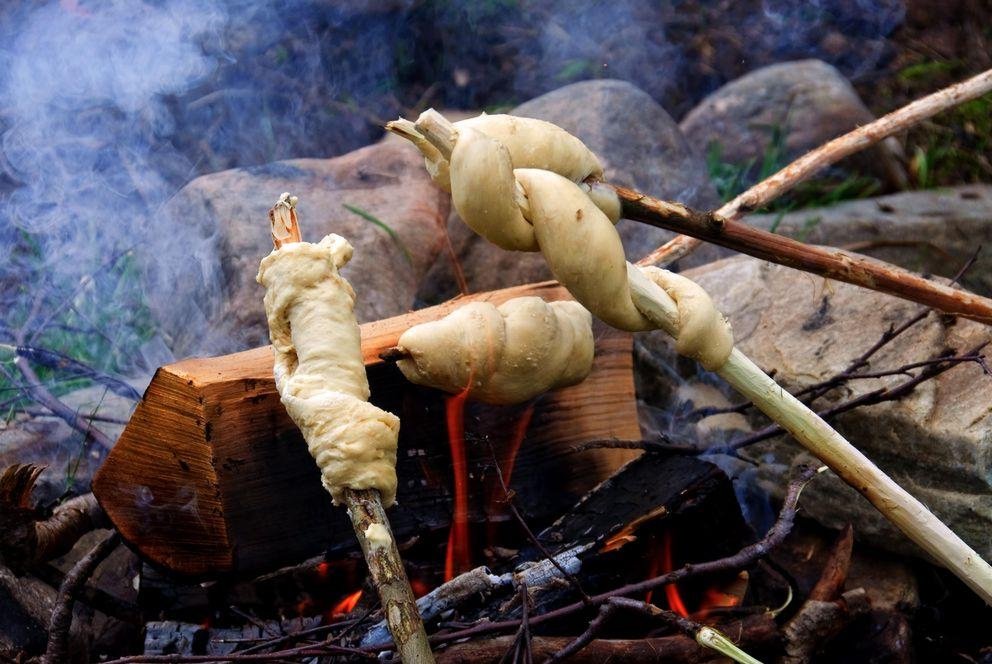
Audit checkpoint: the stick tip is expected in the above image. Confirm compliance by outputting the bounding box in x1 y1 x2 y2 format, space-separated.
379 346 411 362
270 192 302 248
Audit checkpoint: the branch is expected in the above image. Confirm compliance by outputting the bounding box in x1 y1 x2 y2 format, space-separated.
42 530 120 664
638 67 992 266
7 355 115 451
264 195 433 664
612 184 992 324
0 463 109 571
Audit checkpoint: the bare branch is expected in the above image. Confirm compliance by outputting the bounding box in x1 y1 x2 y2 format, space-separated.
639 67 992 266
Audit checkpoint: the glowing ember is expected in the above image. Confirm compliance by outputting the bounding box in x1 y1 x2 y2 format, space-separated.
410 578 431 598
331 590 363 617
444 388 472 580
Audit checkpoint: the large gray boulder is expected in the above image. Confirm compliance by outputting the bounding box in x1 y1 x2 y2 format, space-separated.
748 185 992 296
680 60 905 189
638 255 992 558
145 140 451 358
418 79 719 303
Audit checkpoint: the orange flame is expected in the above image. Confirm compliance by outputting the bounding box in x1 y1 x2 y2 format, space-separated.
661 530 690 617
501 404 534 488
330 590 363 617
645 531 689 617
444 388 472 580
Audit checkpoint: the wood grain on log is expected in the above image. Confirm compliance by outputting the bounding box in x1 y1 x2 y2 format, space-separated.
92 282 641 577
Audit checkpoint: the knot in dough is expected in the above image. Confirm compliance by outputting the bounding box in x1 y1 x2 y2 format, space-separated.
257 234 399 506
395 297 594 405
640 267 734 371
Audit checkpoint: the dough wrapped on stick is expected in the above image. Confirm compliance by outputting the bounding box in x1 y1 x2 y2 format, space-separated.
391 109 992 607
390 297 594 405
256 193 433 663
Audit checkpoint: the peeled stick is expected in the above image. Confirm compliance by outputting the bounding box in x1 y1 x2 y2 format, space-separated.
256 234 400 506
394 297 594 405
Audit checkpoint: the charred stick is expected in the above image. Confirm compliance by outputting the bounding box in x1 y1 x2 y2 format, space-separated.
99 640 376 663
42 530 120 664
369 467 819 651
639 67 992 266
488 442 592 605
545 598 763 664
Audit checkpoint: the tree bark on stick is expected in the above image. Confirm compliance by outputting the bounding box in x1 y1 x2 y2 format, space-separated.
638 67 992 266
611 184 992 324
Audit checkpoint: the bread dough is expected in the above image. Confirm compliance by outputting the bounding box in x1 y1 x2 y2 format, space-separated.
395 297 594 405
257 234 399 506
642 267 734 371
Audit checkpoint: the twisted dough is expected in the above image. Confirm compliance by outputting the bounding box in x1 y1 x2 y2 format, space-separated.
257 234 400 506
401 111 734 371
394 297 594 405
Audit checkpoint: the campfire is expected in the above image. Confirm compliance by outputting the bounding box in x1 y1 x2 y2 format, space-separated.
3 3 992 663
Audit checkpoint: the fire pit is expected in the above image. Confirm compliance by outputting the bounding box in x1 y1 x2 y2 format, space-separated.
2 2 992 662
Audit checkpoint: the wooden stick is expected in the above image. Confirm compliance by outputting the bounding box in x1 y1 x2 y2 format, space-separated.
266 198 434 663
612 184 992 324
638 67 992 266
625 263 992 605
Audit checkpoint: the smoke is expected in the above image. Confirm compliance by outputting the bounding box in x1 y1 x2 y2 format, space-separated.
0 0 404 379
0 0 907 387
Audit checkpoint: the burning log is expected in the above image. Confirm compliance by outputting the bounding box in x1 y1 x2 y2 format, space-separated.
394 109 992 605
92 285 639 578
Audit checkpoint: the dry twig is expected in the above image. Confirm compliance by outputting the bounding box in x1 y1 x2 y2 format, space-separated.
367 467 820 651
638 67 992 267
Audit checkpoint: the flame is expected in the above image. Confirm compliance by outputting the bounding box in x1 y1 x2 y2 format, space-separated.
410 578 431 598
444 388 472 580
330 590 363 617
501 404 534 488
661 530 690 617
645 531 689 617
315 561 331 579
695 571 747 619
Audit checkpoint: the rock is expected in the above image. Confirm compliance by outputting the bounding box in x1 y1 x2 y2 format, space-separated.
680 60 905 189
637 255 992 559
0 385 137 502
747 185 992 296
417 79 719 303
145 139 451 358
